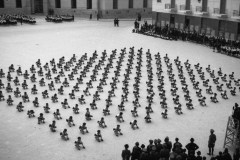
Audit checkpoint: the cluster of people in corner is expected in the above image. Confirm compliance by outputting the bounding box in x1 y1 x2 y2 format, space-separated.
121 128 239 160
133 22 240 58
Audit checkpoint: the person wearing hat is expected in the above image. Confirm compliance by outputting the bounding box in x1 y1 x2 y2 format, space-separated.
131 142 141 160
122 144 131 160
185 138 199 156
208 129 217 155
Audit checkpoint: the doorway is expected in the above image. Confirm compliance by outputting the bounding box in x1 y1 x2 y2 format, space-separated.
170 14 175 28
185 16 190 29
34 0 43 13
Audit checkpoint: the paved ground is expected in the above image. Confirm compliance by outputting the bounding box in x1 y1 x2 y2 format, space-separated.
0 17 240 160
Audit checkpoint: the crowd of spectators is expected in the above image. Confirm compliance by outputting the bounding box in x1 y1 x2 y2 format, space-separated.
0 14 36 25
133 21 240 58
122 136 239 160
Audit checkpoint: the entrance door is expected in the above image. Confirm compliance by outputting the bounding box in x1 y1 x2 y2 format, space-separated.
170 14 175 28
35 0 43 13
185 16 190 29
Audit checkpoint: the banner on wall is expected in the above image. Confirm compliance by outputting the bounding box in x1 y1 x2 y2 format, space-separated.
230 33 235 41
175 23 179 29
206 28 211 35
195 26 199 32
180 23 184 30
190 25 194 32
211 30 215 37
161 21 165 27
225 32 229 40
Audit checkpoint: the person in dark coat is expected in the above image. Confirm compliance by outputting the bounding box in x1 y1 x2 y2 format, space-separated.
223 148 232 160
159 143 170 160
139 148 149 160
208 129 217 155
173 137 183 154
185 138 199 156
122 144 131 160
163 136 172 151
131 142 141 160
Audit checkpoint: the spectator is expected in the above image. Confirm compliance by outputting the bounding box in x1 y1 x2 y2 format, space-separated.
160 143 170 160
185 138 199 156
208 129 217 155
122 144 131 160
131 142 141 160
140 148 149 160
164 136 172 151
173 137 183 154
223 148 232 160
196 151 203 160
147 139 154 153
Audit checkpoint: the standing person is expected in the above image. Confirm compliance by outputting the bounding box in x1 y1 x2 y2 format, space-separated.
122 144 131 160
97 13 100 20
72 15 74 21
116 18 119 27
89 14 92 20
185 138 199 156
114 18 117 27
20 16 23 25
208 129 216 155
131 142 141 160
173 138 182 154
163 136 172 151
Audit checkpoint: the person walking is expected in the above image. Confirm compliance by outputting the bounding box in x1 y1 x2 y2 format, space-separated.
208 129 216 155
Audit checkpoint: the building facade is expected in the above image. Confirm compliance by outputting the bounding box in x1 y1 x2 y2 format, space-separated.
0 0 152 18
152 0 240 40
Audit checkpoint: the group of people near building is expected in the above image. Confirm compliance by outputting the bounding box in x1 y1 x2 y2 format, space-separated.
0 14 36 25
133 22 240 58
45 15 74 23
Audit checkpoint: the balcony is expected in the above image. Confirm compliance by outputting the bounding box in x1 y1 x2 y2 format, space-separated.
178 5 192 14
231 10 240 20
212 8 228 18
164 3 177 13
194 6 209 16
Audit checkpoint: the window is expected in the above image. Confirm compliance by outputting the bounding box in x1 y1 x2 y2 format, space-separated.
87 0 92 9
129 0 133 9
233 10 238 17
113 0 118 9
0 0 4 8
55 0 61 8
71 0 76 9
157 0 161 2
220 0 226 14
202 0 208 12
143 0 148 8
16 0 22 8
165 4 171 9
185 0 190 10
170 0 175 8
